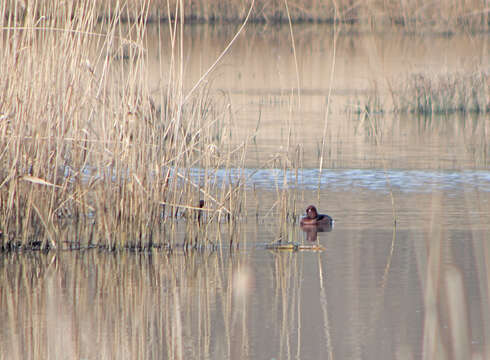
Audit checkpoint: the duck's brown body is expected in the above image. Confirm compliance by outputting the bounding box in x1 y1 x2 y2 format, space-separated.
300 205 333 226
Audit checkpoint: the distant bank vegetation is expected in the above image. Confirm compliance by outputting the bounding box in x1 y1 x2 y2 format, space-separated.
2 0 489 30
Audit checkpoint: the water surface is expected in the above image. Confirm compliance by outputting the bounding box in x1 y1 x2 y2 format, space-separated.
1 23 489 359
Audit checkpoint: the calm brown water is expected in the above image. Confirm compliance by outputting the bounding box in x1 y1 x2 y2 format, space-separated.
147 23 488 169
1 24 489 359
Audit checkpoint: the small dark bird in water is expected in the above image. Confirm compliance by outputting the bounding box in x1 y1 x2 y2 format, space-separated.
197 200 205 223
300 205 333 226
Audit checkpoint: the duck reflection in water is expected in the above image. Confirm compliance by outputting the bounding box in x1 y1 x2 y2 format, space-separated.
300 205 333 242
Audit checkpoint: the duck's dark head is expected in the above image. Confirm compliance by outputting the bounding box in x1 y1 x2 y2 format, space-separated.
305 205 318 219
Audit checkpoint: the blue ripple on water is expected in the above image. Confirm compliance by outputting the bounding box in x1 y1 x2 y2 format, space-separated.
186 168 490 193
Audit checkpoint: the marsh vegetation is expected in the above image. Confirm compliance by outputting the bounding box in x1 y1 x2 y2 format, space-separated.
1 1 488 250
5 0 489 28
0 2 489 358
0 1 252 250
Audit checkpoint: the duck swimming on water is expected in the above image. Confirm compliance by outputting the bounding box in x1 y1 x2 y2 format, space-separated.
300 205 333 226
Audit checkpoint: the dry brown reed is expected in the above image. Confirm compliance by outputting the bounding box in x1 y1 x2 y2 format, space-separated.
6 0 488 30
0 1 250 250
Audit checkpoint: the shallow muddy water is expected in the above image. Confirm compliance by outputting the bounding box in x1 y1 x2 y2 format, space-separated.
1 24 489 359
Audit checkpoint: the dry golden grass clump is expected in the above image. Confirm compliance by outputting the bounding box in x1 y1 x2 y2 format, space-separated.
401 72 489 114
357 71 489 115
0 1 247 250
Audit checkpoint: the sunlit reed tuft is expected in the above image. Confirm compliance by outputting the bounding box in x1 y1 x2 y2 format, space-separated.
355 71 488 115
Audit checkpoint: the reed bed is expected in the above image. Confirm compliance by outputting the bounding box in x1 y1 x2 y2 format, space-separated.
0 1 249 250
4 0 489 30
355 71 489 115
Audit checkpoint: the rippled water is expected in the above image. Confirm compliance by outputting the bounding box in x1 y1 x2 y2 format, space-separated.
1 23 489 359
188 167 490 192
